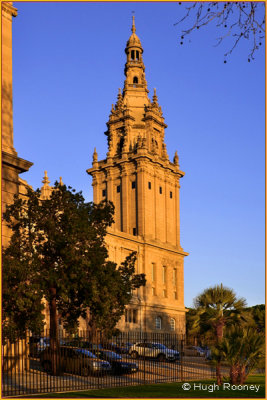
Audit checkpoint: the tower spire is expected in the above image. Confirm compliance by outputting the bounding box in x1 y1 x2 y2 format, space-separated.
132 14 136 34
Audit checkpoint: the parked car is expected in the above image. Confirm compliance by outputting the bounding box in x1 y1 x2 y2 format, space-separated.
29 337 50 357
129 342 179 362
192 346 206 357
109 342 133 354
40 346 111 376
92 349 138 374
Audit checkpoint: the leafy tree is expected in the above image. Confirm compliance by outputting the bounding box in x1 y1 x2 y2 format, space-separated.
3 183 146 374
88 252 145 339
2 250 45 341
190 284 247 384
245 304 265 333
175 2 265 62
215 326 265 384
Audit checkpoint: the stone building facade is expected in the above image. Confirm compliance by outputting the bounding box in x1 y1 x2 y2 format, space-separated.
87 18 188 334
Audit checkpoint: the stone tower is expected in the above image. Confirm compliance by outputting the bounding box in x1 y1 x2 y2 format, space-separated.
87 17 188 334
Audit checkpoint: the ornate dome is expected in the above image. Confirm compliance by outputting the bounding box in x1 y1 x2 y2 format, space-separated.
126 16 143 50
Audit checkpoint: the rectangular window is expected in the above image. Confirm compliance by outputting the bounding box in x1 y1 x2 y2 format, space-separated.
132 181 136 189
173 268 177 286
102 189 106 197
159 186 162 194
162 266 166 284
148 182 151 190
125 309 128 322
128 310 132 323
152 263 156 282
170 191 173 199
174 291 178 300
155 316 162 330
163 289 167 298
152 287 156 296
117 185 121 193
133 228 137 236
133 309 138 324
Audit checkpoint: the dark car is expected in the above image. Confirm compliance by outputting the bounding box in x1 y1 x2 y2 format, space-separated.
93 349 138 374
40 346 111 376
68 340 104 352
107 342 133 354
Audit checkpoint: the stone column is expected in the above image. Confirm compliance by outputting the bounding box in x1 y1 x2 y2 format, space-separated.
2 2 17 156
106 168 115 231
92 173 101 204
121 164 129 233
2 3 33 248
175 180 181 248
136 160 145 237
164 176 168 243
106 169 114 204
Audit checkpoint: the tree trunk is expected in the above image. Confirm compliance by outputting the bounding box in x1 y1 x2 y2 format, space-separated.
238 365 247 384
215 320 224 342
49 287 61 376
230 364 239 384
214 320 224 385
216 362 222 385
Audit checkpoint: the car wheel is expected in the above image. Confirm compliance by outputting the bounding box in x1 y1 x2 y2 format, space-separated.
42 361 52 373
157 353 166 362
81 366 90 377
131 351 139 359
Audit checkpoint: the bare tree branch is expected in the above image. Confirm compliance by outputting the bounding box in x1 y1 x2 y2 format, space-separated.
174 2 265 62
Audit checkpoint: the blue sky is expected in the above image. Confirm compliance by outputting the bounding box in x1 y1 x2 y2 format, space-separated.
12 2 265 307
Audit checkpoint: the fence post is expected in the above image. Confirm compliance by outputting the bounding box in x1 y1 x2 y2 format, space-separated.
25 331 30 370
143 333 146 384
180 338 184 382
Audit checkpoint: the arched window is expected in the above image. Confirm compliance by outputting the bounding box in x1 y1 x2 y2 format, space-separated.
133 76 138 84
131 50 135 60
155 316 162 330
170 318 175 331
136 50 139 60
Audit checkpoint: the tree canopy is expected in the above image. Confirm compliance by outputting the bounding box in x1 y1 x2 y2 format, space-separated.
3 183 146 345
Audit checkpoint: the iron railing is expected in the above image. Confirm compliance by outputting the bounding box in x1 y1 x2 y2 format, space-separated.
2 331 216 397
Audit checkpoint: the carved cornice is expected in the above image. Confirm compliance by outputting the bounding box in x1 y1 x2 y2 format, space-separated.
120 163 131 176
2 3 17 18
2 151 33 173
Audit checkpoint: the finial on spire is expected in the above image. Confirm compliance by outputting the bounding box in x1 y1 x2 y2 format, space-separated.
93 147 98 163
59 177 63 186
173 150 179 166
152 88 159 106
132 14 136 34
42 170 50 185
117 88 123 110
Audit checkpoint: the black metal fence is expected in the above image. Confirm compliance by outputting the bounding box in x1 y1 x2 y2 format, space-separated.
2 331 216 397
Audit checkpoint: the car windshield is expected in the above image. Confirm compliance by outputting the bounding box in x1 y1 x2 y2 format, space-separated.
153 343 167 349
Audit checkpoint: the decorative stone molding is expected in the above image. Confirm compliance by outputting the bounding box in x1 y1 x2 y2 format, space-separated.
2 3 17 19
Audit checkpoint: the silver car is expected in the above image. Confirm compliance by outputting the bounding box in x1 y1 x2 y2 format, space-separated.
129 342 179 362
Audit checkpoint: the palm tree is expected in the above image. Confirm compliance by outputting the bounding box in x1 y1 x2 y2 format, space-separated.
217 326 265 384
192 284 247 342
190 284 247 384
